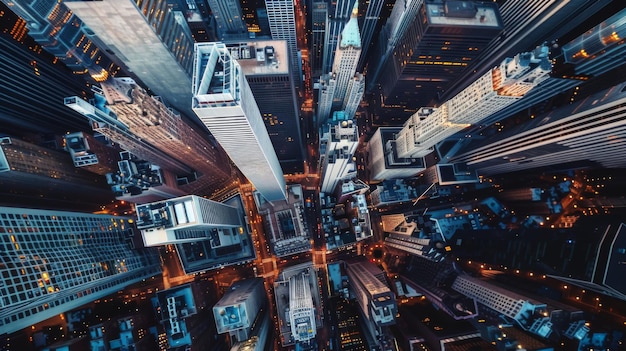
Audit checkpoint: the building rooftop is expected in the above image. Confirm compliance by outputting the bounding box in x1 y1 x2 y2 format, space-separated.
426 1 502 29
227 40 290 75
347 259 392 297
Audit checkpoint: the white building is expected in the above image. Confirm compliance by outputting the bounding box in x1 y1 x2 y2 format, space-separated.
213 278 266 343
317 3 363 123
342 72 365 119
0 206 161 334
192 42 287 202
450 80 626 175
135 195 242 247
319 112 359 193
451 275 555 338
288 273 317 342
317 74 336 125
367 127 426 181
394 46 552 159
265 0 300 85
330 4 361 104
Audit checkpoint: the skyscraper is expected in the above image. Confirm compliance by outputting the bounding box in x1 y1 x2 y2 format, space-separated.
367 0 503 110
225 41 305 174
345 258 397 346
213 278 266 343
0 206 161 334
0 136 114 211
356 0 385 71
438 5 626 162
135 195 243 247
265 0 301 85
330 4 361 105
65 95 196 181
343 72 365 119
66 77 234 197
0 6 95 135
309 0 328 78
208 0 248 39
319 112 359 193
367 45 552 181
192 42 287 202
317 3 364 123
321 0 357 75
0 0 116 76
451 275 584 339
438 0 617 103
288 273 316 343
449 80 626 175
65 0 197 118
396 46 551 158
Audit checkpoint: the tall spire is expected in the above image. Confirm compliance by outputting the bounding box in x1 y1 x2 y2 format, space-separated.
340 0 361 48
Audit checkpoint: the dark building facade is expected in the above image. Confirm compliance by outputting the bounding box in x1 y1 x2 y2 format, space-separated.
0 4 95 135
369 0 502 111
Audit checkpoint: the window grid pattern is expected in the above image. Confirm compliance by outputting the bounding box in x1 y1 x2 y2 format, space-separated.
0 207 160 332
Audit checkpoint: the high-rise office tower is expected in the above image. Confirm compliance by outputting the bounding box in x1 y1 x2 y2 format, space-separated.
450 215 626 301
450 80 626 175
343 72 365 119
368 0 503 110
65 0 197 118
451 275 584 339
330 4 361 105
135 195 243 247
0 206 161 334
319 112 359 193
274 264 320 346
438 0 617 103
208 0 248 40
192 42 287 202
309 0 328 78
65 95 196 182
317 4 364 123
368 46 551 181
321 0 357 75
356 0 385 71
213 278 266 343
66 77 233 197
345 258 397 346
265 0 301 85
398 46 551 158
136 194 255 274
0 6 96 135
438 6 626 162
225 41 305 174
317 76 337 126
0 0 116 77
0 136 114 211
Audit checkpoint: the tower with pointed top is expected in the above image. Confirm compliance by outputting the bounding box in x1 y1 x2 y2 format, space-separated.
317 2 364 124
